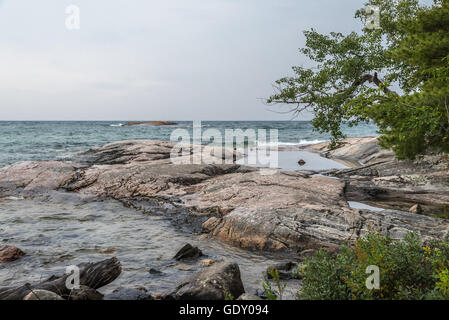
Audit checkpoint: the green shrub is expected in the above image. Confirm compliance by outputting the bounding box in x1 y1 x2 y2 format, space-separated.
298 233 449 300
262 268 287 300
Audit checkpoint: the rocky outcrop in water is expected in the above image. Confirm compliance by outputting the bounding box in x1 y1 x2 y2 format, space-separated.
124 121 177 126
173 244 203 261
1 139 448 255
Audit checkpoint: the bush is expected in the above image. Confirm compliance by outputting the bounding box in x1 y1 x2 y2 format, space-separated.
298 233 449 300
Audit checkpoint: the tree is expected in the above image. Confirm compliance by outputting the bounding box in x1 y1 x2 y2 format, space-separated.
267 0 449 159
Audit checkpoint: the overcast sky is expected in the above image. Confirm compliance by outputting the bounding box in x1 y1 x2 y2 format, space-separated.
0 0 369 121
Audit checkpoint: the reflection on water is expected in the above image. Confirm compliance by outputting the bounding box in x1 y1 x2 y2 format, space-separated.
0 198 296 296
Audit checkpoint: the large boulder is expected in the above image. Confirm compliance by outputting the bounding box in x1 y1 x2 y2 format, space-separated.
174 262 245 300
0 245 25 263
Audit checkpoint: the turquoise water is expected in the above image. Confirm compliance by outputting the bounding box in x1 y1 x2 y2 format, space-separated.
0 121 378 167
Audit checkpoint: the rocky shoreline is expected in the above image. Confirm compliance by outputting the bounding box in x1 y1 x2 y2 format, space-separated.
1 137 448 299
306 138 449 218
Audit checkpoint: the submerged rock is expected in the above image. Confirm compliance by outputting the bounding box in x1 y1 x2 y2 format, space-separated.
0 245 25 263
149 268 164 275
174 262 245 300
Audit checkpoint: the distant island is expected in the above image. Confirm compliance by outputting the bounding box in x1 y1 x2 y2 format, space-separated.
124 121 177 126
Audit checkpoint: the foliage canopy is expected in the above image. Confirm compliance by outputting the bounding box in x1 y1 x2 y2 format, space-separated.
268 0 449 159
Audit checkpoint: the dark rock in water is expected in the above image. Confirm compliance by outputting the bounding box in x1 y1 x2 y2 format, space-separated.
266 262 298 280
0 245 25 263
68 285 104 300
409 204 424 215
174 262 245 300
149 268 164 275
103 287 152 300
173 243 203 261
237 293 263 300
298 159 306 166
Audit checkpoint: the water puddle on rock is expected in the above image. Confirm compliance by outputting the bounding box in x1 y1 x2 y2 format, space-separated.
347 201 385 212
238 150 348 172
0 198 296 297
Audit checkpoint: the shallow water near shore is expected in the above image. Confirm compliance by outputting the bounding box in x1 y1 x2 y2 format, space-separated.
0 197 297 297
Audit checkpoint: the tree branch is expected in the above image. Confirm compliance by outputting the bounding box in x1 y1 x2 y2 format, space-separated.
350 72 397 95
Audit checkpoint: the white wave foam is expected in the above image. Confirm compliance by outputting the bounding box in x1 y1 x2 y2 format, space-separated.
110 123 124 127
3 196 24 201
257 139 327 147
297 139 327 145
